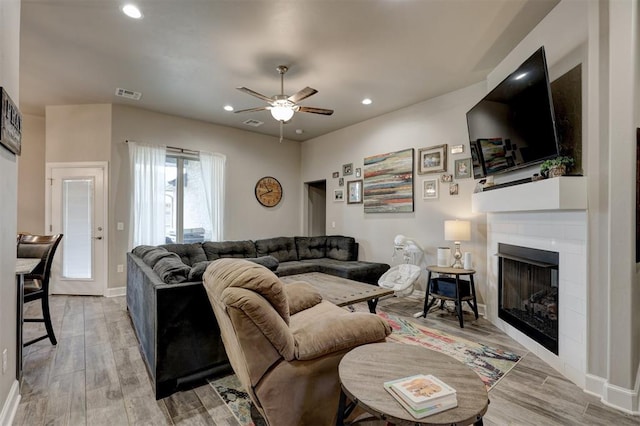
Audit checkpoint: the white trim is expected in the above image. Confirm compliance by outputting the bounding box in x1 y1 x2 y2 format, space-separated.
105 286 126 297
584 373 640 415
0 380 21 426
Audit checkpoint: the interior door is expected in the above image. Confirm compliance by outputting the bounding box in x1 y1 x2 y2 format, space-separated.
47 163 107 295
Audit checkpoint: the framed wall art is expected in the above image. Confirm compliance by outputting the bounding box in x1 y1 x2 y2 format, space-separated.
454 158 472 179
0 88 22 155
450 144 465 154
422 179 438 200
449 182 459 196
332 171 339 178
347 180 363 204
343 163 353 176
334 189 344 202
417 144 447 174
363 148 414 213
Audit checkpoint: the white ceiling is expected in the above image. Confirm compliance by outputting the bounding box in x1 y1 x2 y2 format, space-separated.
19 0 559 142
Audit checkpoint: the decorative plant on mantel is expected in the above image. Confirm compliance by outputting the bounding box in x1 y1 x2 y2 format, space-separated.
540 156 575 178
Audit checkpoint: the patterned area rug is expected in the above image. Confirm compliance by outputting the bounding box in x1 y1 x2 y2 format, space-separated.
209 311 522 425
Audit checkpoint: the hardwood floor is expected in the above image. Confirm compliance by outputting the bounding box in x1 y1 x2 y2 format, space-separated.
14 294 639 425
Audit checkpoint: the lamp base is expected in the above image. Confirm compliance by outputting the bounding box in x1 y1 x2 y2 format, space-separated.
451 243 463 268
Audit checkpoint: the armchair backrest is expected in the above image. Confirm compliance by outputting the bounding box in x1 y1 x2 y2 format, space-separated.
17 234 63 289
203 258 295 402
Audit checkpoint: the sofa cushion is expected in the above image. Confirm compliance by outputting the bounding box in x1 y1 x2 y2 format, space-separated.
203 240 256 260
302 258 390 285
255 237 298 262
275 261 320 277
326 236 357 261
133 245 169 266
284 281 323 315
152 253 192 284
160 243 207 266
188 260 212 282
248 256 280 272
295 236 327 260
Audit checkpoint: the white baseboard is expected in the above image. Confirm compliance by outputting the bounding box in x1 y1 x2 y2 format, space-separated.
585 373 640 415
0 380 21 426
105 286 126 297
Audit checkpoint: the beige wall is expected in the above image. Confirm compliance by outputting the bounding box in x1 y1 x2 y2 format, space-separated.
0 0 20 420
45 104 112 162
109 105 302 289
302 83 488 302
17 114 45 234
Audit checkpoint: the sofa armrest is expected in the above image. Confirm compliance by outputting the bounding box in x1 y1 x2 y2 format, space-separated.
284 281 322 315
292 311 391 360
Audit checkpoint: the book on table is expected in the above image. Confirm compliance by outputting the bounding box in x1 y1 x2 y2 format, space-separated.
383 374 457 418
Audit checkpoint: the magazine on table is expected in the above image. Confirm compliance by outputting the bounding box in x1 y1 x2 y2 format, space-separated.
383 374 457 417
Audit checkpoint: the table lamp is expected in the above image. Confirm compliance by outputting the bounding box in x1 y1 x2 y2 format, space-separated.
444 219 471 268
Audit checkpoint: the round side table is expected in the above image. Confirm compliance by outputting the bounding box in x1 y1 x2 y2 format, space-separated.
421 265 479 328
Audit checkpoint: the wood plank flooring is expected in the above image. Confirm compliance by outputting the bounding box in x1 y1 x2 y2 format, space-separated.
14 294 639 425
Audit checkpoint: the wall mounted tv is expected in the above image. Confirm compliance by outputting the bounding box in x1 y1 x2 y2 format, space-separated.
466 46 559 179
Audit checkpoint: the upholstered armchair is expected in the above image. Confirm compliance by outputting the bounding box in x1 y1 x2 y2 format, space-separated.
203 258 391 426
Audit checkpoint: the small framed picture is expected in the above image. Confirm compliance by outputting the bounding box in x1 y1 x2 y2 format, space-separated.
417 144 447 174
347 180 363 204
339 177 344 187
450 144 465 155
440 174 452 183
355 167 361 178
343 163 353 176
334 189 344 202
454 158 472 179
449 182 459 196
332 171 339 178
422 179 438 200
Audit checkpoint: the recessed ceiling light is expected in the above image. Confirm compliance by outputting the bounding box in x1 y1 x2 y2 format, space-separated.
514 72 527 80
223 105 234 112
122 4 143 19
362 98 373 105
295 129 304 135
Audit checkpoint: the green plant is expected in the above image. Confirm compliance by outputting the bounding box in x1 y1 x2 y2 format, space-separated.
540 156 575 177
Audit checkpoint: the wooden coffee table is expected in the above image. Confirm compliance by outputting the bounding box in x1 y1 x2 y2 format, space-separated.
337 342 489 425
280 272 393 313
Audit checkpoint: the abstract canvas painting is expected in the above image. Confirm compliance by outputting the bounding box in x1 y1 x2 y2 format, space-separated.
363 148 414 213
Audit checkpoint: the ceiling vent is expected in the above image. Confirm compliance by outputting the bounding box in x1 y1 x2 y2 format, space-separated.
243 119 264 127
115 88 142 100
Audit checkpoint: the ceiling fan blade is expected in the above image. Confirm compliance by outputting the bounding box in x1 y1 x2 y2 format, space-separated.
234 106 269 114
236 87 274 103
287 87 318 103
297 106 334 116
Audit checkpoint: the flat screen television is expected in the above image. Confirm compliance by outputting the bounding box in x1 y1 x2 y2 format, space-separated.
466 47 559 179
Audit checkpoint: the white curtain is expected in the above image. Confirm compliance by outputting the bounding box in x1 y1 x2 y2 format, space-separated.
199 151 226 241
128 141 166 247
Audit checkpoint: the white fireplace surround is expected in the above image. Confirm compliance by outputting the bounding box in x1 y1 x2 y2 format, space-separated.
473 177 588 388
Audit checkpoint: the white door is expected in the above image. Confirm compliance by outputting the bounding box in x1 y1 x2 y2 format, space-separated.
47 163 107 295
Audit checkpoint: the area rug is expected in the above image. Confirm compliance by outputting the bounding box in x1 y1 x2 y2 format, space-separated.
209 310 522 426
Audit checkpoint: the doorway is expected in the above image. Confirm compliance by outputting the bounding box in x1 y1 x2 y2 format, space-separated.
46 162 108 295
306 180 326 236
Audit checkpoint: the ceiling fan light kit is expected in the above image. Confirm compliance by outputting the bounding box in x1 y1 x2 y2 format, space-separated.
235 64 334 141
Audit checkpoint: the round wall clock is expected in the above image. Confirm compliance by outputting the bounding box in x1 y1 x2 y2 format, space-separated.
255 176 283 207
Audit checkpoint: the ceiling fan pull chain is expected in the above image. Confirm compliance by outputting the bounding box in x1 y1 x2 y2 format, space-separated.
279 121 283 143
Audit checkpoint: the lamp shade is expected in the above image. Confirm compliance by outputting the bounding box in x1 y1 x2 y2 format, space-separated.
444 220 471 242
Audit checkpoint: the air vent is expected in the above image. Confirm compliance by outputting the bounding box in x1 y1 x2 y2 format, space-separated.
243 119 264 127
115 88 142 100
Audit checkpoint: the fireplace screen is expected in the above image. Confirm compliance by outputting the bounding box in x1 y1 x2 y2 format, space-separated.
498 243 559 354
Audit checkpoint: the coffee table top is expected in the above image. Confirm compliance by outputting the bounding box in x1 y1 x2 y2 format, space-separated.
280 272 393 307
339 342 489 425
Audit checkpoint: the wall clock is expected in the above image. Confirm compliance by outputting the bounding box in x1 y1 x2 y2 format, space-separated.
255 176 283 207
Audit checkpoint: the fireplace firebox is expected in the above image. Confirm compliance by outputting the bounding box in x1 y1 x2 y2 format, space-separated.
498 243 559 354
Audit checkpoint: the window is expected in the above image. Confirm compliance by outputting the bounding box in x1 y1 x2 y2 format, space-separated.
129 141 225 247
164 153 211 244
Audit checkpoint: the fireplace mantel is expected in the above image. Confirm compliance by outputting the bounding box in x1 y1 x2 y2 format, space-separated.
471 176 587 213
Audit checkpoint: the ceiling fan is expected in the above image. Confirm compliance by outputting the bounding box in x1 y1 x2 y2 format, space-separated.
235 65 334 141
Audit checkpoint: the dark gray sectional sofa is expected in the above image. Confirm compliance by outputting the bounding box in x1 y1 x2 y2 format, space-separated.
126 235 389 399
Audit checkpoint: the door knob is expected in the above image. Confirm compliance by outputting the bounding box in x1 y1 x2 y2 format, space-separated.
94 236 103 240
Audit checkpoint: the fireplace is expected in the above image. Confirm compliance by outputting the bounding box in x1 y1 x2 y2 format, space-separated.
498 243 559 354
